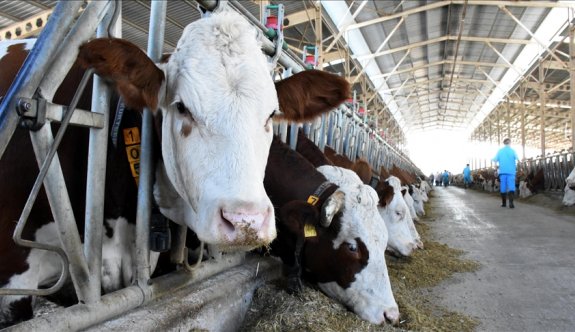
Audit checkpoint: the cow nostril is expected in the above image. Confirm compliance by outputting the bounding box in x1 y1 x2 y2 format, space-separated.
220 210 235 233
384 308 400 325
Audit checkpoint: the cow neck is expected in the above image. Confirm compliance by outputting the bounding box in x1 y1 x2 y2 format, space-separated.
265 136 339 208
306 180 338 208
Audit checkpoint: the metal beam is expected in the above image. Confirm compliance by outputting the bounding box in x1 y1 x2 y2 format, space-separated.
342 1 575 33
381 77 493 93
356 35 531 61
325 0 368 53
284 8 316 27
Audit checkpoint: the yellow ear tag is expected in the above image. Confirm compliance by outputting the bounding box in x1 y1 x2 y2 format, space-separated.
307 195 319 206
304 223 317 238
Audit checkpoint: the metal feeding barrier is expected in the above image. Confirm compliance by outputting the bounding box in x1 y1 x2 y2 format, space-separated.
0 0 423 330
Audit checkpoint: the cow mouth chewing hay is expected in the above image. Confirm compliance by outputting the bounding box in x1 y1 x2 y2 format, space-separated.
215 211 277 250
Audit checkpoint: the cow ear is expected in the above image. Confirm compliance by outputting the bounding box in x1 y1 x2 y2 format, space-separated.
78 38 165 111
377 183 394 207
320 189 345 227
275 69 350 122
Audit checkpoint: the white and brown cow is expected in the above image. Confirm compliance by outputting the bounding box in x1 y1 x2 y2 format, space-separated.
374 176 418 256
0 10 349 326
265 137 399 325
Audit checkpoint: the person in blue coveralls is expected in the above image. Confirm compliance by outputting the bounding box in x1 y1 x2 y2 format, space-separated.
493 138 519 208
442 170 449 187
463 164 472 189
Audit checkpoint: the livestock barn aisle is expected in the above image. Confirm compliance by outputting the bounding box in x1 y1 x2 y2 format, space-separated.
427 187 575 332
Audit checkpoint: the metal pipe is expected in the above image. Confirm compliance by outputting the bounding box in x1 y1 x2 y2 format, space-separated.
289 122 299 150
24 69 95 302
135 0 167 291
83 1 120 304
7 253 249 332
0 1 84 159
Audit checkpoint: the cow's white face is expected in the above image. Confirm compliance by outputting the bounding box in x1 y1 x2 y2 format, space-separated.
386 177 423 249
317 166 399 324
378 184 416 256
402 187 419 222
157 11 277 249
410 186 425 216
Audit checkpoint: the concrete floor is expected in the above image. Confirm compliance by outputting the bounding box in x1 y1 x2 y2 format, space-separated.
428 186 575 332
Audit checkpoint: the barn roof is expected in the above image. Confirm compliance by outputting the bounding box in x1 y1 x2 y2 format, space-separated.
0 0 573 154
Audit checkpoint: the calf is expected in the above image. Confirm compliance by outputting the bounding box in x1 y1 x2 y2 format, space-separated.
1 10 349 326
265 137 399 325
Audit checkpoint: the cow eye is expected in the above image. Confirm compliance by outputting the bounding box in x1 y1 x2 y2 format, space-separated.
346 242 357 252
176 102 188 115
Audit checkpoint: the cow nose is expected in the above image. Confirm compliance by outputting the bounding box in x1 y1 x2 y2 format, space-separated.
384 306 400 325
219 204 275 245
415 239 424 249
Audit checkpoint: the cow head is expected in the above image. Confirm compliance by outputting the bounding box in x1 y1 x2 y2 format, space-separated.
410 186 425 216
78 11 349 250
313 166 399 325
375 177 416 257
387 177 423 249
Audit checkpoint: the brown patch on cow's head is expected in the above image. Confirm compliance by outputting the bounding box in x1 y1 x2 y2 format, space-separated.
375 180 395 207
304 235 369 289
78 38 164 111
180 121 192 137
275 70 350 122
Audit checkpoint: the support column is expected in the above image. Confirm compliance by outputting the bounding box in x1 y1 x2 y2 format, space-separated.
570 17 575 149
520 85 526 160
539 61 546 157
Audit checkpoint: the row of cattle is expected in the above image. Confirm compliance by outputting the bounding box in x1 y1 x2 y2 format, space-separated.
451 166 575 206
0 10 427 328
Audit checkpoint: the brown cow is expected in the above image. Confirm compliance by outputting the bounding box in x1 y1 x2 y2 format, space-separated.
265 136 399 324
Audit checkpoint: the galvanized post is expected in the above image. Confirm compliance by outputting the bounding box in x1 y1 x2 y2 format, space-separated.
83 1 121 304
570 17 575 150
136 0 167 290
539 60 546 157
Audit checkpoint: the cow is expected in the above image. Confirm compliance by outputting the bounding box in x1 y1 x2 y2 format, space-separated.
410 185 426 216
385 177 423 249
525 169 545 195
374 177 418 256
0 10 350 326
562 167 575 206
264 137 399 325
291 130 415 256
292 130 417 256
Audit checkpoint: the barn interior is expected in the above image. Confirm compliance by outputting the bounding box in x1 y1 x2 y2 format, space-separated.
1 1 575 331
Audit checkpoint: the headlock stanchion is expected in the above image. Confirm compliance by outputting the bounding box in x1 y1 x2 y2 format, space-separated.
0 1 115 305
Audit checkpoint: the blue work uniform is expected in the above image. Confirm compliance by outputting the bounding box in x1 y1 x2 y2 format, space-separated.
493 145 519 193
